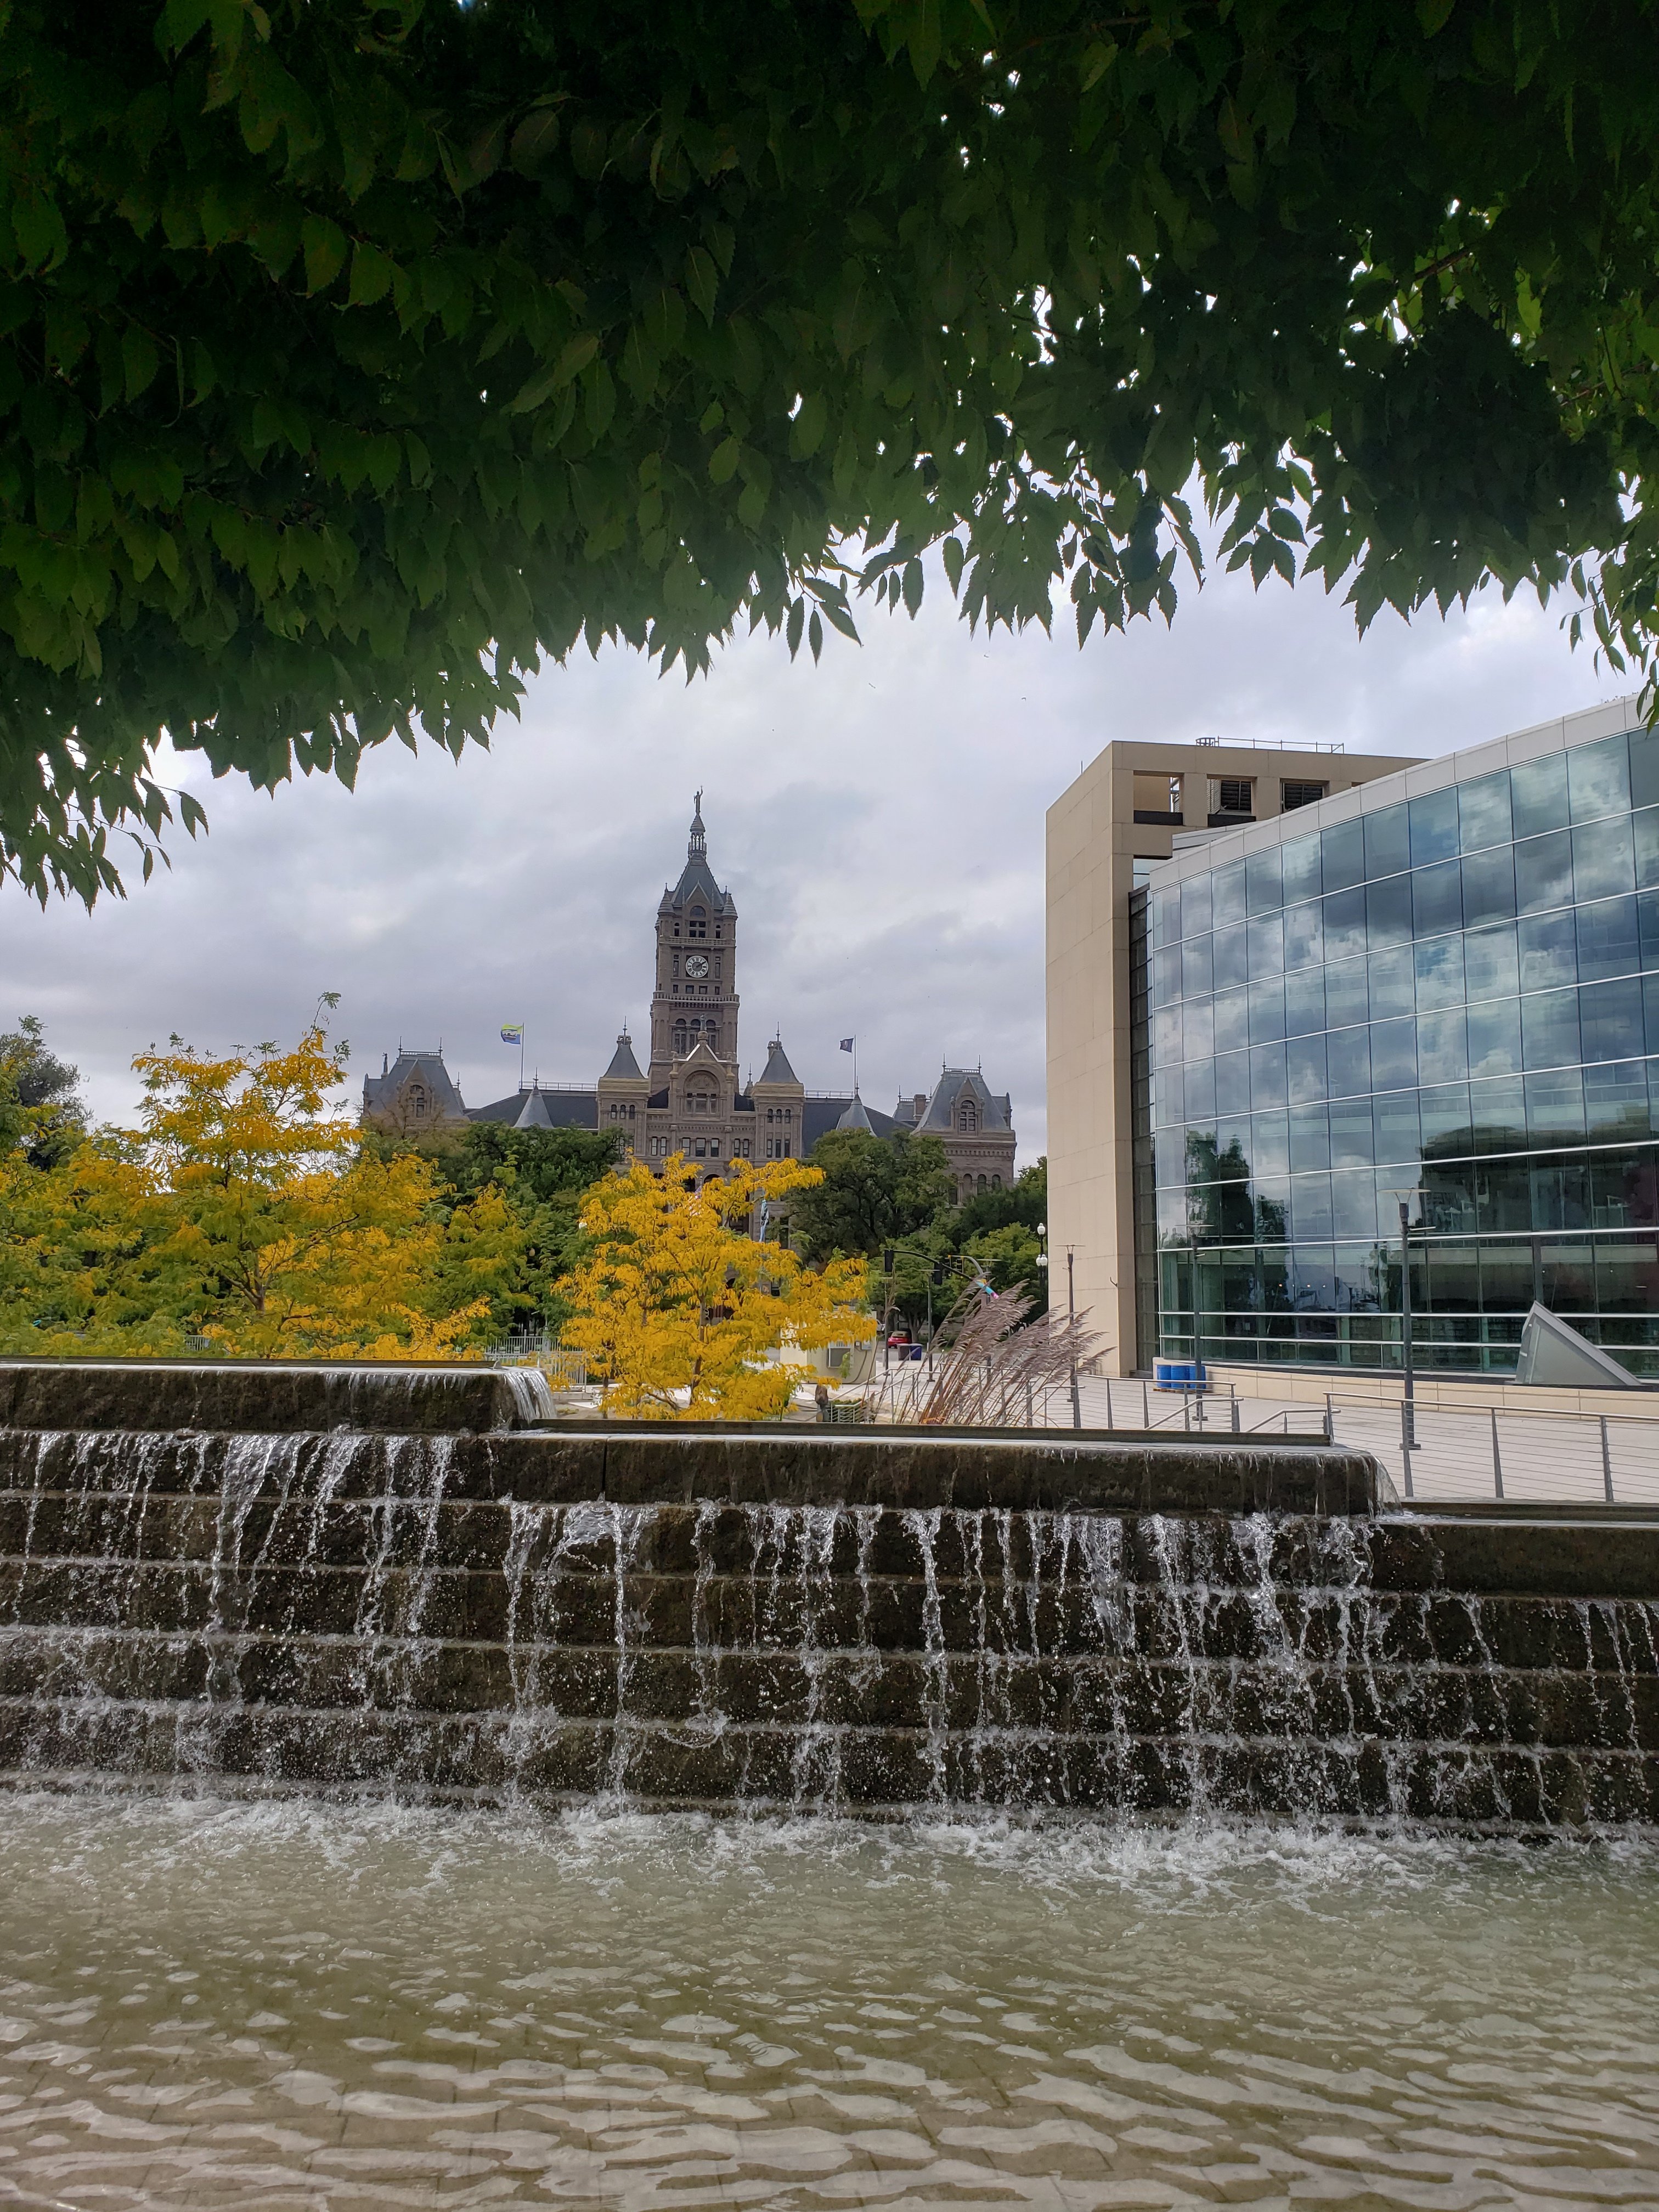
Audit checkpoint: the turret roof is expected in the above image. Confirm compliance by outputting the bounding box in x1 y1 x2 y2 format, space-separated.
836 1091 874 1133
601 1032 644 1081
514 1084 554 1130
756 1037 799 1086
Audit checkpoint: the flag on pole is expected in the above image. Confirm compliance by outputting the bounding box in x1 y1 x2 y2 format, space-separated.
839 1037 854 1052
500 1024 524 1044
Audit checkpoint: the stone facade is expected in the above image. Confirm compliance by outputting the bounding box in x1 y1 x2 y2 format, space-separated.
364 799 1016 1190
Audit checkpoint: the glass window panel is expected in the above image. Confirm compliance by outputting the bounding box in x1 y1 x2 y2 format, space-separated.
1409 787 1460 865
1331 1175 1378 1242
1324 958 1369 1030
1181 874 1212 939
1154 1011 1183 1070
1521 986 1581 1070
1596 1235 1659 1312
1573 815 1635 902
1465 921 1520 1002
1370 1016 1418 1091
1417 1008 1469 1086
1458 770 1513 853
1182 996 1215 1062
1183 1057 1217 1124
1245 846 1283 915
1467 997 1523 1080
1515 830 1574 913
1650 1062 1659 1139
1321 885 1367 963
1333 1238 1379 1307
1583 1060 1649 1142
1213 986 1250 1054
1152 889 1180 948
1329 1097 1375 1168
1284 967 1327 1038
1460 843 1517 928
1289 1244 1336 1310
1155 1130 1188 1186
1518 910 1578 992
1215 1049 1251 1115
1289 1103 1331 1171
1632 726 1659 809
1216 1117 1251 1174
1286 1034 1329 1104
1252 1111 1290 1177
1373 1089 1421 1166
1511 752 1569 840
1419 1082 1472 1158
1415 933 1466 1011
1412 859 1463 938
1246 911 1285 978
1578 895 1640 983
1567 732 1632 822
1250 1042 1288 1109
1366 872 1413 949
1591 1153 1658 1228
1248 977 1286 1043
1283 898 1323 972
1212 858 1246 928
1154 1065 1185 1126
1579 978 1646 1063
1640 888 1659 969
1647 975 1659 1053
1321 816 1366 892
1154 945 1183 1005
1182 933 1215 998
1326 1025 1373 1098
1364 802 1410 879
1470 1076 1527 1155
1214 923 1249 992
1368 945 1415 1021
1293 1175 1334 1240
1156 1184 1188 1239
1636 809 1659 891
1255 1181 1290 1244
1281 832 1322 906
1526 1069 1585 1143
1478 1242 1535 1316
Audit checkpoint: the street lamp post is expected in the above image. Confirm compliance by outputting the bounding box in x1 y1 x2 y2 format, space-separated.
1066 1246 1081 1430
1397 1195 1417 1493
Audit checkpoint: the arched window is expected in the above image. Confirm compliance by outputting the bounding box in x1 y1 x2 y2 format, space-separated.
408 1084 427 1117
990 1173 1001 1189
977 1175 987 1194
706 1029 718 1054
673 1024 687 1054
689 905 708 939
958 1099 979 1132
766 1106 775 1124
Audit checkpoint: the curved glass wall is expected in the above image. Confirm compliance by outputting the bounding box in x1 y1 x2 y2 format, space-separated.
1147 724 1659 1375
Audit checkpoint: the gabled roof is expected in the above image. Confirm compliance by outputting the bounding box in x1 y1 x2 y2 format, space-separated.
601 1032 644 1081
915 1068 1014 1135
361 1049 468 1120
755 1037 799 1086
470 1087 597 1128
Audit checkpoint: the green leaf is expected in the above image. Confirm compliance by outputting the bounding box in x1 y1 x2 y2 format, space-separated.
941 537 965 595
347 242 396 308
302 217 349 293
122 326 161 402
510 108 562 176
901 556 923 617
788 393 827 459
684 245 719 324
709 436 741 484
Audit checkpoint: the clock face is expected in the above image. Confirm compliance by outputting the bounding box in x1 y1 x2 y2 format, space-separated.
685 954 710 979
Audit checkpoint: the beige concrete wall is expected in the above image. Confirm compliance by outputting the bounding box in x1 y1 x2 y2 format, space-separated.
1045 740 1416 1376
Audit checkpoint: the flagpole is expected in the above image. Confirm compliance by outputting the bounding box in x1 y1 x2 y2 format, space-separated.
520 1030 525 1093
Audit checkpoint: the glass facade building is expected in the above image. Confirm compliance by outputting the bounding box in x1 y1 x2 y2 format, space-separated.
1142 712 1659 1377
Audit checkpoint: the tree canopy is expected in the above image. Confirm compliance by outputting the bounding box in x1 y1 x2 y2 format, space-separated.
5 0 1657 900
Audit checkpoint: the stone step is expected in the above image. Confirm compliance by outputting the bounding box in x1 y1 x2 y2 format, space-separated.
0 1362 552 1436
3 1490 1657 1599
0 1628 1651 1749
0 1697 1651 1825
0 1556 1651 1671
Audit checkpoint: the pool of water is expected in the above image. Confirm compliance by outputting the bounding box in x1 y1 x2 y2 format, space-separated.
0 1795 1654 2209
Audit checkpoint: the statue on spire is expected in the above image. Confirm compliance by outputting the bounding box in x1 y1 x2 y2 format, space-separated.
689 789 706 856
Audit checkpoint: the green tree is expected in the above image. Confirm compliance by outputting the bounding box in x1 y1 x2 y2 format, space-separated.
792 1126 953 1261
365 1116 620 1339
5 2 1659 899
0 1014 86 1167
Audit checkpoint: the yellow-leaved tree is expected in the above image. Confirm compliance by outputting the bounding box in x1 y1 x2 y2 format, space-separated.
0 1025 520 1358
561 1154 873 1419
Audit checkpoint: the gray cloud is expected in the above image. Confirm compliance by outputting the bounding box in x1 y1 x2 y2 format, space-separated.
2 553 1623 1154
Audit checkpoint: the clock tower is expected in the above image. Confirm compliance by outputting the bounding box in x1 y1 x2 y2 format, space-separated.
648 793 740 1084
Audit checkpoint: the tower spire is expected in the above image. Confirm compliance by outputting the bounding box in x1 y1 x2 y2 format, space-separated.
689 789 706 857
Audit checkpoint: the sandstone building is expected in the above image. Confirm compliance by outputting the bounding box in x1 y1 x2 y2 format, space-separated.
364 799 1017 1200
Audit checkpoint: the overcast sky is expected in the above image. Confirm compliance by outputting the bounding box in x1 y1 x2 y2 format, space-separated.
2 545 1627 1152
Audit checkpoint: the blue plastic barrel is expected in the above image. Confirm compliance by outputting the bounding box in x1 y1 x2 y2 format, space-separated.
1153 1358 1206 1392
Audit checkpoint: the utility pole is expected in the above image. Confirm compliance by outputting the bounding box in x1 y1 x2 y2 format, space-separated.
1067 1247 1081 1430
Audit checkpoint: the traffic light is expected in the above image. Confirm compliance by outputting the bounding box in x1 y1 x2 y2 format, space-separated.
882 1247 895 1274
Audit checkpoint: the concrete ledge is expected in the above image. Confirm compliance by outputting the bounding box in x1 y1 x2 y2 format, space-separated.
0 1361 551 1435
